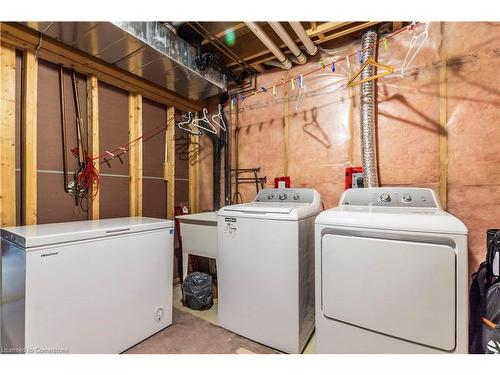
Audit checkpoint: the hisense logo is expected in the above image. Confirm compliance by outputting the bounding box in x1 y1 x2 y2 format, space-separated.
40 252 58 258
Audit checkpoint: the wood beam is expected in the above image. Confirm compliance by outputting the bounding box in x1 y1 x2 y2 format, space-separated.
283 76 289 176
164 106 176 219
129 92 143 216
0 22 204 112
22 49 37 225
439 23 448 209
188 114 200 213
87 74 99 219
393 22 403 31
0 43 17 227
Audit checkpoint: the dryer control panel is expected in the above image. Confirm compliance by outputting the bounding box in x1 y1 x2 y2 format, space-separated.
340 188 439 208
255 188 315 204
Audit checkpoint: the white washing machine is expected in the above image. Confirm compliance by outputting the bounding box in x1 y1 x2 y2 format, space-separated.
315 188 468 354
217 188 322 353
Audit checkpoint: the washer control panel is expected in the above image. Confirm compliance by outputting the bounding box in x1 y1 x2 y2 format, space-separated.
255 188 315 203
341 188 438 208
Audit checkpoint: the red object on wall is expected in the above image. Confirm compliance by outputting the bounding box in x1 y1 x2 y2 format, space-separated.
274 176 291 188
345 167 364 189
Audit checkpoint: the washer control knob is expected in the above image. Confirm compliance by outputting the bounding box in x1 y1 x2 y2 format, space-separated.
267 194 275 200
379 193 391 203
401 194 413 203
278 192 287 200
293 193 300 201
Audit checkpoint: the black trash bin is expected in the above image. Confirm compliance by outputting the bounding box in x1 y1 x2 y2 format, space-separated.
182 272 213 310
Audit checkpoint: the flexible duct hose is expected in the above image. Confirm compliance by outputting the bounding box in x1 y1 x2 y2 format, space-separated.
360 30 379 187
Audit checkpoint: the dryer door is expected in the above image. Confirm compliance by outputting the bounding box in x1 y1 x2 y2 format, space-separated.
321 234 456 351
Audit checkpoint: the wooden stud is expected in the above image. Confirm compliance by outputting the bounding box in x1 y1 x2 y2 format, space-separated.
283 78 289 176
22 49 37 225
392 22 403 31
188 113 200 213
165 106 176 219
87 74 99 219
438 24 448 209
128 92 143 216
0 43 17 227
0 22 203 112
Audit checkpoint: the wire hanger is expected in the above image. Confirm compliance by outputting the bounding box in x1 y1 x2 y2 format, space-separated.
177 112 203 136
346 57 394 87
211 104 227 132
191 108 218 135
401 22 430 75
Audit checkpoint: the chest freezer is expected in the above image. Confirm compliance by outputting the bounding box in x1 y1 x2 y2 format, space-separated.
0 217 174 354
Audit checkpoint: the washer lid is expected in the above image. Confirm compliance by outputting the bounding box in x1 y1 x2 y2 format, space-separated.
222 202 296 214
0 217 174 249
315 206 467 235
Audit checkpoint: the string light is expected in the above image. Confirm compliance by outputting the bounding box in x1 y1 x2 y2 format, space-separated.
272 86 276 96
383 38 389 52
291 78 295 90
358 49 362 63
319 57 326 68
332 62 336 72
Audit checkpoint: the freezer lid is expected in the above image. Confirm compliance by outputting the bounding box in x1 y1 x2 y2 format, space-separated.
0 217 174 249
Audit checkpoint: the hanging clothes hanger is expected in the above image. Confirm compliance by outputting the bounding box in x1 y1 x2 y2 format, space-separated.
177 112 203 136
211 104 227 132
401 22 430 74
191 108 218 135
346 57 394 87
295 84 307 111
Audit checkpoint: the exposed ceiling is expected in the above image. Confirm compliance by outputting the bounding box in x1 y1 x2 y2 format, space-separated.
22 21 396 101
176 21 385 75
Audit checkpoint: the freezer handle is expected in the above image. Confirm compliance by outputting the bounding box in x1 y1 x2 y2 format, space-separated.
105 228 130 234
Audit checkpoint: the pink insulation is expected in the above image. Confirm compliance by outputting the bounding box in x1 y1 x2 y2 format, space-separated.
199 22 500 276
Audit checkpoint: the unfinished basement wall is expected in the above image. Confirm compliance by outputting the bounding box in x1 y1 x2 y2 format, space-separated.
199 22 500 275
37 60 89 223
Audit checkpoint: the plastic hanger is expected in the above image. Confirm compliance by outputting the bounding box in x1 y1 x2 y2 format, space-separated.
191 108 218 135
177 112 203 136
211 104 227 132
346 57 394 87
401 22 430 74
296 84 308 111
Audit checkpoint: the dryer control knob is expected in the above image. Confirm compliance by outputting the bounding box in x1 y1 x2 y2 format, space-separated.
401 194 412 203
293 193 300 200
267 194 275 200
278 192 287 200
379 193 391 202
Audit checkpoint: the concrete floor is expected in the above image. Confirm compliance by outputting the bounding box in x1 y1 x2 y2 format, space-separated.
172 285 316 354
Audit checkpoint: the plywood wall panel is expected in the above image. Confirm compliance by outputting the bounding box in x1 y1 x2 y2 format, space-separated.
98 82 129 175
36 59 88 223
142 178 167 219
99 175 129 219
37 60 87 172
98 82 129 218
142 98 166 178
37 172 88 224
